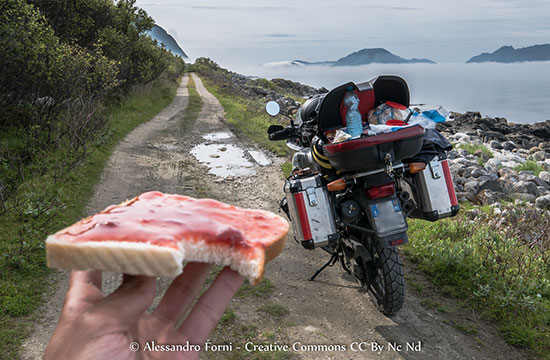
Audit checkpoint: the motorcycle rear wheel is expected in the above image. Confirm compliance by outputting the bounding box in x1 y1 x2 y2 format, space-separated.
366 243 405 315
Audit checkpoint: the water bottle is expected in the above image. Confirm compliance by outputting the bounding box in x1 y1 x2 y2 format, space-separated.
343 86 362 138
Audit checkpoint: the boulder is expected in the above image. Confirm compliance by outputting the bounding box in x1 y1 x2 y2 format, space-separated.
539 171 550 183
512 181 541 197
513 193 537 202
502 141 516 151
535 195 550 209
476 190 500 205
470 168 487 178
490 140 503 150
478 179 504 193
485 158 502 169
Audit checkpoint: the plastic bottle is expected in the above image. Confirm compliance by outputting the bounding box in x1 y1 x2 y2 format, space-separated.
343 86 362 138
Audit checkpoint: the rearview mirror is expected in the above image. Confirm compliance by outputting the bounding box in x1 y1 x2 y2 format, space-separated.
265 101 280 116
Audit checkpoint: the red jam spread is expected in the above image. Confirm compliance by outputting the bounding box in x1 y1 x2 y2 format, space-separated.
56 191 287 251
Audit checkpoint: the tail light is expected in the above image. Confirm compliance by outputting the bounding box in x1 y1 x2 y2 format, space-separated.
365 183 395 200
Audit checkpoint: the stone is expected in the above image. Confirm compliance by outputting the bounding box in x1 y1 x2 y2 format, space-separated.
478 179 504 193
513 193 536 202
464 180 479 193
535 195 550 209
466 208 480 219
490 140 503 150
502 160 521 169
502 141 516 151
470 168 487 178
539 171 550 183
453 158 473 166
529 146 540 153
476 190 500 205
532 151 547 161
485 158 502 169
513 181 541 197
533 176 550 190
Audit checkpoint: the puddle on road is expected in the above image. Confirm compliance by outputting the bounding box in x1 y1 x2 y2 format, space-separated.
191 143 254 177
248 150 271 166
192 132 272 177
202 132 233 141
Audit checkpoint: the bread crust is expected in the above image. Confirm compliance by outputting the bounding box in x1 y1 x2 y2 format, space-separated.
46 193 288 284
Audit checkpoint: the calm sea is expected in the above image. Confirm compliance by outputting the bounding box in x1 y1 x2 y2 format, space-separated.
235 62 550 124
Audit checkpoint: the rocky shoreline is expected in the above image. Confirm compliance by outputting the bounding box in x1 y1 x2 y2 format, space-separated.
437 112 550 209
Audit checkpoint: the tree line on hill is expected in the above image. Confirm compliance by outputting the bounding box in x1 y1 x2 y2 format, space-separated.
0 0 184 210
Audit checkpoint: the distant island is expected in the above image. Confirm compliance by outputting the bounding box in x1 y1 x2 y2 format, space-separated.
264 48 435 67
467 44 550 63
148 25 188 59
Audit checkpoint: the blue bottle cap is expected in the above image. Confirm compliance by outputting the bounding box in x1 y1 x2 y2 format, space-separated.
346 86 354 91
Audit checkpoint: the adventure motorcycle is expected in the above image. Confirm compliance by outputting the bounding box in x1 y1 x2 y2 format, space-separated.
266 76 459 315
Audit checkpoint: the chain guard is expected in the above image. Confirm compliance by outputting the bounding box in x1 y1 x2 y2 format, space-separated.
340 236 373 286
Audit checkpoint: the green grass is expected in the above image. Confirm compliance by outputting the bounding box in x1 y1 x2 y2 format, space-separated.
257 303 289 318
419 298 451 313
182 74 203 131
236 278 275 298
199 78 292 158
515 160 544 177
404 210 550 358
0 76 182 359
458 143 493 160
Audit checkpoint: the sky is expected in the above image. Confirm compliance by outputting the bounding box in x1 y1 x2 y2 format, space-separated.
136 0 550 69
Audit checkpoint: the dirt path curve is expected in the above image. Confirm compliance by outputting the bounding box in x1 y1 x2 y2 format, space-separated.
20 73 528 360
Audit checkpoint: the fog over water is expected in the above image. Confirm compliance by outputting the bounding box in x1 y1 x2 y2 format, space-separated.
235 62 550 124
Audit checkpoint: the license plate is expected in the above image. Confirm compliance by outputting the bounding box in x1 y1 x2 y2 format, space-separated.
369 199 407 236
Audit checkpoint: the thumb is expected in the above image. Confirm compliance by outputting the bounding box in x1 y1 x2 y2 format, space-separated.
93 275 156 324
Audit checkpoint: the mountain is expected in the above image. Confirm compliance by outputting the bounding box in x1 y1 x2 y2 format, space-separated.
333 48 435 66
466 44 550 63
148 25 188 58
265 48 435 67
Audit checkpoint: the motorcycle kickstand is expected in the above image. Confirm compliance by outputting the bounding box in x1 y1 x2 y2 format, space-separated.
309 252 339 281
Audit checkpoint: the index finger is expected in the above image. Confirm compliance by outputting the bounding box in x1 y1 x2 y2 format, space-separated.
178 267 243 343
62 270 104 320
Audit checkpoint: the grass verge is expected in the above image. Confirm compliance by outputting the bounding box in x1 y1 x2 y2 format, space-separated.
403 209 550 358
181 75 203 131
0 76 182 359
515 160 545 176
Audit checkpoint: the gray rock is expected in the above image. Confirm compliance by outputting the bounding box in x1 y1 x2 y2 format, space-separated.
502 141 516 151
476 190 500 205
470 168 487 178
533 176 550 190
447 150 459 160
539 171 550 183
453 158 473 166
478 179 504 193
513 181 541 197
466 208 481 219
519 170 535 176
513 193 537 202
485 158 503 169
535 195 550 209
532 151 547 162
489 140 503 150
464 180 479 193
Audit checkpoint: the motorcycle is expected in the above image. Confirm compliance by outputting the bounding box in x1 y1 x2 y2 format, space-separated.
266 76 459 315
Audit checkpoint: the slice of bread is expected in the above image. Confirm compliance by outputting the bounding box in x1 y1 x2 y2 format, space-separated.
46 191 288 285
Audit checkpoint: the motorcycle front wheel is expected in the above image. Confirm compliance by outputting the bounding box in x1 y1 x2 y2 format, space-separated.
366 242 405 315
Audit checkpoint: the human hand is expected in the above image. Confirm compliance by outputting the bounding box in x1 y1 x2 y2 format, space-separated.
44 263 243 359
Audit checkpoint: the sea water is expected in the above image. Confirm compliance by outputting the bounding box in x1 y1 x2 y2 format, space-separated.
237 62 550 124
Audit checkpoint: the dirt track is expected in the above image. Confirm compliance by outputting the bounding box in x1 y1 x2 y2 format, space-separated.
20 73 530 359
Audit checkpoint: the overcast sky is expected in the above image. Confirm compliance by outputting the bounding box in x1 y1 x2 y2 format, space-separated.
137 0 550 68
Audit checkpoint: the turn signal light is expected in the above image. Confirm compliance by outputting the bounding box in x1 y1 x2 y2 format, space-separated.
327 179 346 191
409 162 427 174
365 183 395 200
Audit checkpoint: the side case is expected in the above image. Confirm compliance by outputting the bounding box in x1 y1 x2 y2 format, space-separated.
283 174 339 249
412 155 459 221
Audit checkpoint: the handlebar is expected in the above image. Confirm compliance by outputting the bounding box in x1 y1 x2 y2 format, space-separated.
268 127 294 141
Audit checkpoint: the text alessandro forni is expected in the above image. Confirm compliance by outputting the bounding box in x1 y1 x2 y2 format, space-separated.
136 340 423 354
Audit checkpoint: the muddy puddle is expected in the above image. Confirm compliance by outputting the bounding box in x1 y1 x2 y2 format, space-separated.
191 132 272 177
